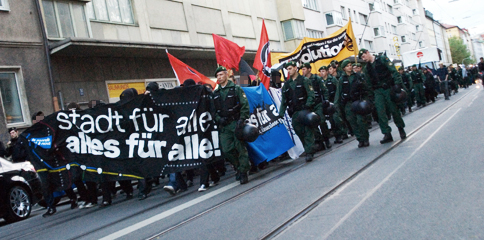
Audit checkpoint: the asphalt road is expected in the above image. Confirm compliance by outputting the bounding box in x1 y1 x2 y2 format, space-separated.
1 84 484 240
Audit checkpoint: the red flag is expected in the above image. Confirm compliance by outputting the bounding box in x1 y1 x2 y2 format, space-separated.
166 52 216 88
212 34 245 71
254 20 272 89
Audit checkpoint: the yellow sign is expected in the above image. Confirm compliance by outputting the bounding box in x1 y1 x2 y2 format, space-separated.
107 82 146 98
272 20 359 74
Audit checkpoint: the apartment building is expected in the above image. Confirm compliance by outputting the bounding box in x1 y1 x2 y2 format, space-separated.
442 23 475 62
0 0 55 141
420 10 452 65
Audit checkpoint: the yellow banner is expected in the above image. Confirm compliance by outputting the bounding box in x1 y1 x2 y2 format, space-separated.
107 82 146 98
272 20 359 74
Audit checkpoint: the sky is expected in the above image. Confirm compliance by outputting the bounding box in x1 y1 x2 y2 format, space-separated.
422 0 484 36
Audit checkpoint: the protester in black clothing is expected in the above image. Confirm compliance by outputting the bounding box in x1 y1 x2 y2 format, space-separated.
5 127 28 163
478 57 484 74
423 68 436 103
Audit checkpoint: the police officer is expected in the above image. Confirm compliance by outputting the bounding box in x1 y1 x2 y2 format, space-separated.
398 66 413 113
301 63 331 150
213 66 251 184
5 127 27 163
334 60 370 148
360 49 406 143
322 65 348 143
278 61 316 162
353 63 362 73
410 65 426 107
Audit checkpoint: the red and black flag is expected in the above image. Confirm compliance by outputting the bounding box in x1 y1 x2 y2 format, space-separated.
254 19 272 89
212 34 245 71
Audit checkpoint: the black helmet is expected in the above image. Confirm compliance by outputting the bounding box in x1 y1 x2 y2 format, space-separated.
351 100 373 115
235 122 259 142
323 102 336 115
298 110 320 128
394 89 407 103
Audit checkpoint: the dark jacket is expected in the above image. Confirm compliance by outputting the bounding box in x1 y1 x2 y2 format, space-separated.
6 138 28 163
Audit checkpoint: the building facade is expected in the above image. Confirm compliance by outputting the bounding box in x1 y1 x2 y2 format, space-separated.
0 0 56 141
421 10 452 65
442 23 476 62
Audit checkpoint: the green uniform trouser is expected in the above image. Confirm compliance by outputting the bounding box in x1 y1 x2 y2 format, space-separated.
344 102 369 142
374 88 405 134
292 110 315 154
220 121 250 173
332 107 347 137
413 83 425 105
313 103 330 142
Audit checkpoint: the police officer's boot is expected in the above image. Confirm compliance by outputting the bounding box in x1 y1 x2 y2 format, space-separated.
358 141 364 148
324 138 332 149
408 106 412 112
334 135 343 144
239 172 248 184
305 153 313 162
398 127 407 139
380 133 393 144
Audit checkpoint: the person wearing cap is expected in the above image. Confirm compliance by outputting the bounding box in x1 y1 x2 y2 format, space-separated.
353 63 362 73
324 64 348 143
410 64 426 107
301 63 331 150
359 48 406 143
334 60 370 148
279 61 316 161
398 66 414 113
213 66 251 184
331 60 344 77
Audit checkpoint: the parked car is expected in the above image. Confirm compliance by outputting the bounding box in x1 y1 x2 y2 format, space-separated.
0 158 43 223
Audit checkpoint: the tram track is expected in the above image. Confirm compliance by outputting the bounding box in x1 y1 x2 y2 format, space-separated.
2 89 474 240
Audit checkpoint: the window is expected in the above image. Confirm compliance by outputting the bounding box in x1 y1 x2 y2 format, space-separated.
302 0 318 11
86 0 134 24
419 41 425 48
354 10 357 23
364 40 374 51
325 11 343 26
401 35 407 43
307 29 324 39
348 8 352 21
0 69 29 127
394 0 402 4
412 33 416 40
416 25 422 31
341 6 347 19
391 25 397 34
0 0 10 11
374 26 385 37
387 4 393 14
282 20 305 41
412 9 419 15
359 13 368 25
369 2 381 12
42 0 90 39
397 16 405 24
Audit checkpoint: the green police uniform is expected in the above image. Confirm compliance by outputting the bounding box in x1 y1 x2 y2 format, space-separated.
335 70 370 145
213 80 250 174
308 73 331 147
400 71 414 111
410 68 426 106
323 74 348 140
361 50 406 140
279 74 315 155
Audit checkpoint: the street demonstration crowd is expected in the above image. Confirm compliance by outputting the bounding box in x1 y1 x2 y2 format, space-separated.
4 51 484 218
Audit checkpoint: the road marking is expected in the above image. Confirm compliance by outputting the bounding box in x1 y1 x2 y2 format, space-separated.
321 108 461 240
99 181 240 240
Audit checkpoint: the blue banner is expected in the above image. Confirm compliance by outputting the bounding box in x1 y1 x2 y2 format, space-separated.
242 85 295 165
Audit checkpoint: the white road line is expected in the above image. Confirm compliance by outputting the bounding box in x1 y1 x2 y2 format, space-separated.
321 108 462 240
99 181 240 240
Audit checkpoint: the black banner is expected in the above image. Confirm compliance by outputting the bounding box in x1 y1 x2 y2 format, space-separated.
22 86 221 190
